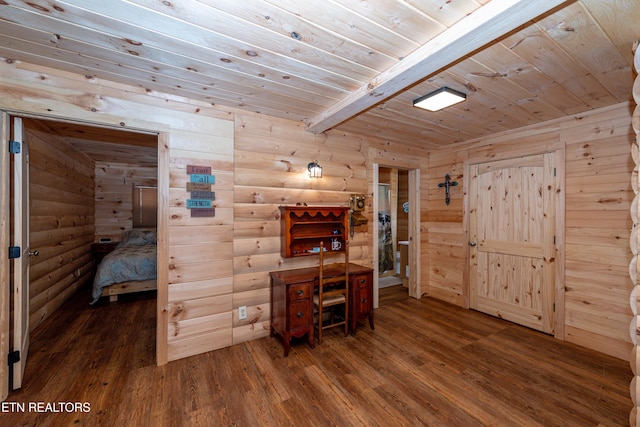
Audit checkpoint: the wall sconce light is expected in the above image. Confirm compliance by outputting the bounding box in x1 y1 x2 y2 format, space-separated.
413 86 466 112
307 161 322 178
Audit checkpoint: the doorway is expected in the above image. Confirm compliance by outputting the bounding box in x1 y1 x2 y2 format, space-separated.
2 114 160 394
373 164 420 307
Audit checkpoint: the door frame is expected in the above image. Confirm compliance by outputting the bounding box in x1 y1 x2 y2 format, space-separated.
12 117 30 389
0 110 169 400
0 113 10 401
463 147 565 339
373 163 420 307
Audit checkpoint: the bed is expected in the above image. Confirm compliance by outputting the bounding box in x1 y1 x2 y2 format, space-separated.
91 228 157 304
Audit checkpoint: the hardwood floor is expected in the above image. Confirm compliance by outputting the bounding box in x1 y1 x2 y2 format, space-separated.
1 285 631 426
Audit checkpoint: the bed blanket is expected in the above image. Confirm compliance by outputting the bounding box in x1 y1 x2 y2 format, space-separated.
91 244 156 304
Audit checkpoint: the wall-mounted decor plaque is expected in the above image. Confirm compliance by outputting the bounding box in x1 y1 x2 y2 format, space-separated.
186 165 216 217
186 199 213 209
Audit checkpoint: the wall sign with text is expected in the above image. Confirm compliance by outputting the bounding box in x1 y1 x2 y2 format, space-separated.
186 165 215 217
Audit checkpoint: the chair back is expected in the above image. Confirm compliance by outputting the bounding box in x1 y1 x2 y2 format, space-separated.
315 240 349 343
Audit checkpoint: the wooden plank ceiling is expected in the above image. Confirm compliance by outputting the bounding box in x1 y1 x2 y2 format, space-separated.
1 0 639 154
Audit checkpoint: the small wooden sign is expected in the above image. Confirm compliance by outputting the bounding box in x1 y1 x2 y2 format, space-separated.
190 191 215 200
186 199 213 209
187 165 212 175
191 208 216 217
186 182 211 191
190 173 215 184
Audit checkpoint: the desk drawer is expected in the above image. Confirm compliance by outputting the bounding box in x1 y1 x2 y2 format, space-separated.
288 300 311 329
353 274 372 313
355 286 372 313
288 283 312 301
352 274 370 290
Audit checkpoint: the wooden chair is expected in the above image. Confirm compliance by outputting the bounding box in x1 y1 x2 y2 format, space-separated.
314 240 349 344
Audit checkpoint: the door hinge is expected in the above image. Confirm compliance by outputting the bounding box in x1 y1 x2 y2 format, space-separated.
9 140 20 154
553 167 556 177
8 350 20 365
553 303 556 312
9 246 21 259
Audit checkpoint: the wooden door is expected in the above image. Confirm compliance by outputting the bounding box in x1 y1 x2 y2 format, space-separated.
469 153 556 333
12 117 30 389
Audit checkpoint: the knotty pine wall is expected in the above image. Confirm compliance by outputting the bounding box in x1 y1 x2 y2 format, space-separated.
425 102 635 359
166 127 235 362
231 114 425 343
0 61 427 365
2 59 632 364
0 61 236 364
236 116 351 342
25 119 95 331
94 162 158 241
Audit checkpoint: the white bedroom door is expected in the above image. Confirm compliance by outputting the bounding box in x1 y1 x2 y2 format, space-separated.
12 116 30 389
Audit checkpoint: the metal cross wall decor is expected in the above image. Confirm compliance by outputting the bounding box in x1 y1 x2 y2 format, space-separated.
437 173 458 205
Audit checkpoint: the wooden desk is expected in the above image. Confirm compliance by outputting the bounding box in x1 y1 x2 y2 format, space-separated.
270 263 374 356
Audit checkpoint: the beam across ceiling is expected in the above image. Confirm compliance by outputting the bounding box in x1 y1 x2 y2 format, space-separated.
305 0 570 134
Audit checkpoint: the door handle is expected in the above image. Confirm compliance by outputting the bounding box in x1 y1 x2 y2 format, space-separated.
29 250 39 256
468 242 477 247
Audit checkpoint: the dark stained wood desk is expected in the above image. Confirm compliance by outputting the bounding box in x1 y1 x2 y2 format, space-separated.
270 263 374 356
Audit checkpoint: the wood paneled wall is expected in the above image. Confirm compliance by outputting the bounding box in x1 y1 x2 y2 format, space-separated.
0 61 236 364
232 115 427 343
232 114 370 344
0 61 426 365
1 59 633 367
564 110 633 358
95 162 158 240
25 119 95 331
166 123 235 362
425 102 635 359
424 150 466 306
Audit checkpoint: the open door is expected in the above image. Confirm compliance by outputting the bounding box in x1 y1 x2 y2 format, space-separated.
11 117 30 389
0 114 10 401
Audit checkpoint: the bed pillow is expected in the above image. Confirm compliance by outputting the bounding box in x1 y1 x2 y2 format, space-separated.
120 228 157 247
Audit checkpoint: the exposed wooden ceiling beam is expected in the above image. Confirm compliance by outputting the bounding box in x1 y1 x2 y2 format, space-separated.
305 0 570 134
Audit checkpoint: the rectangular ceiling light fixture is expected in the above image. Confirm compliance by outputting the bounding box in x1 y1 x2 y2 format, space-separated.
413 86 466 112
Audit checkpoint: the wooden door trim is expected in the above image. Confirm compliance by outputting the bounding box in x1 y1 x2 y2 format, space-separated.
12 117 29 389
156 132 169 365
0 113 9 401
372 163 421 305
553 148 566 340
463 148 565 338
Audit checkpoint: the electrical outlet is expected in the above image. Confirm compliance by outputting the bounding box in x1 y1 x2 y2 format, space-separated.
238 305 247 320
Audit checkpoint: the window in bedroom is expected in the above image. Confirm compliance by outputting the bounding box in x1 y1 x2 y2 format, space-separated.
133 185 157 228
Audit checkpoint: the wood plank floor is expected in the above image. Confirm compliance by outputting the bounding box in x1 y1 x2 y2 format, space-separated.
1 285 632 426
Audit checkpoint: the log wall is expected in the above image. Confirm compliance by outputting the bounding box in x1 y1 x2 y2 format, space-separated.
0 58 634 368
426 102 635 360
94 162 158 240
25 119 95 331
0 60 427 364
231 115 426 343
166 122 235 362
0 61 236 364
